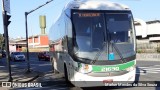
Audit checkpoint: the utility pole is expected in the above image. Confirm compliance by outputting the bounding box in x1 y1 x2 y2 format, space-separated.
25 0 54 73
1 0 13 81
25 12 30 73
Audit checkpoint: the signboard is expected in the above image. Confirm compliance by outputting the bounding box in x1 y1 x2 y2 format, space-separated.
78 13 100 17
2 0 10 13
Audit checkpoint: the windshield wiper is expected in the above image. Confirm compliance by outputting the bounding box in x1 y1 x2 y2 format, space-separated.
110 42 126 63
91 42 106 64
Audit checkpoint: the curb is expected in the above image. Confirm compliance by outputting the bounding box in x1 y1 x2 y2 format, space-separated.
13 70 43 83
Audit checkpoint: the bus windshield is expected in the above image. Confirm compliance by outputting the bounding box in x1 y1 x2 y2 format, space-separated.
107 13 132 43
72 10 135 61
72 12 105 51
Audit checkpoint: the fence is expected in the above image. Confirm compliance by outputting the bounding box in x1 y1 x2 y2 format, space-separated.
137 43 160 53
136 53 160 61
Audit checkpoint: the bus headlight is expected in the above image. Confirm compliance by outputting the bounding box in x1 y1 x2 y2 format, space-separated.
79 64 92 74
126 65 135 71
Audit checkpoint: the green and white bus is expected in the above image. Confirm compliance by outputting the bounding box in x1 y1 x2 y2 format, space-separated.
49 0 136 87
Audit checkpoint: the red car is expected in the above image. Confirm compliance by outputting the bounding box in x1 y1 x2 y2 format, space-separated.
38 52 50 61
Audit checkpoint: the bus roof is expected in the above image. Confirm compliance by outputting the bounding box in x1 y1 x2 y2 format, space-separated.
63 0 130 17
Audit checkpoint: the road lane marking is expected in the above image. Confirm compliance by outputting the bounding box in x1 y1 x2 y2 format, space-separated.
153 65 160 66
137 65 160 75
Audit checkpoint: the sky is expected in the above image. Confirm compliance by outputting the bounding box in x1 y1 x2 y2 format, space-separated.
0 0 160 39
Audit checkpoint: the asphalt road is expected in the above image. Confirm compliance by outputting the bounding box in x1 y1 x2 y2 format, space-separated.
0 55 160 90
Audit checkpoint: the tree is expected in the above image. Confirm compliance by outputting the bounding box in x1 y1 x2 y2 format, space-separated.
0 33 5 50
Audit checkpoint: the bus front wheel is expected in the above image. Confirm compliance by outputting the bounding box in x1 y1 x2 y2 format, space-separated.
64 64 73 87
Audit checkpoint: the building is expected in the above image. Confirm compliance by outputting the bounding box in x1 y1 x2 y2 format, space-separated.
9 38 26 52
9 15 49 52
9 34 49 52
135 19 160 53
135 19 160 43
28 34 49 52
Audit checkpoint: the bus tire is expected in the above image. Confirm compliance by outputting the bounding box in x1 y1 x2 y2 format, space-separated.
64 64 73 87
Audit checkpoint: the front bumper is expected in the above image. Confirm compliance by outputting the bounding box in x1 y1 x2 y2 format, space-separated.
73 69 136 87
15 57 25 61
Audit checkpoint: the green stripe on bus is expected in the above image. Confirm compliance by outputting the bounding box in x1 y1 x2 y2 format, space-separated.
92 60 135 72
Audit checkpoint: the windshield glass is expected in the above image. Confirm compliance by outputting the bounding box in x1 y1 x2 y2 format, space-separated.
72 12 105 52
72 10 135 61
106 13 132 43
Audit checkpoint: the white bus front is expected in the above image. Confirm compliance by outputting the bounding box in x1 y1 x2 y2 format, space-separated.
70 9 136 87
